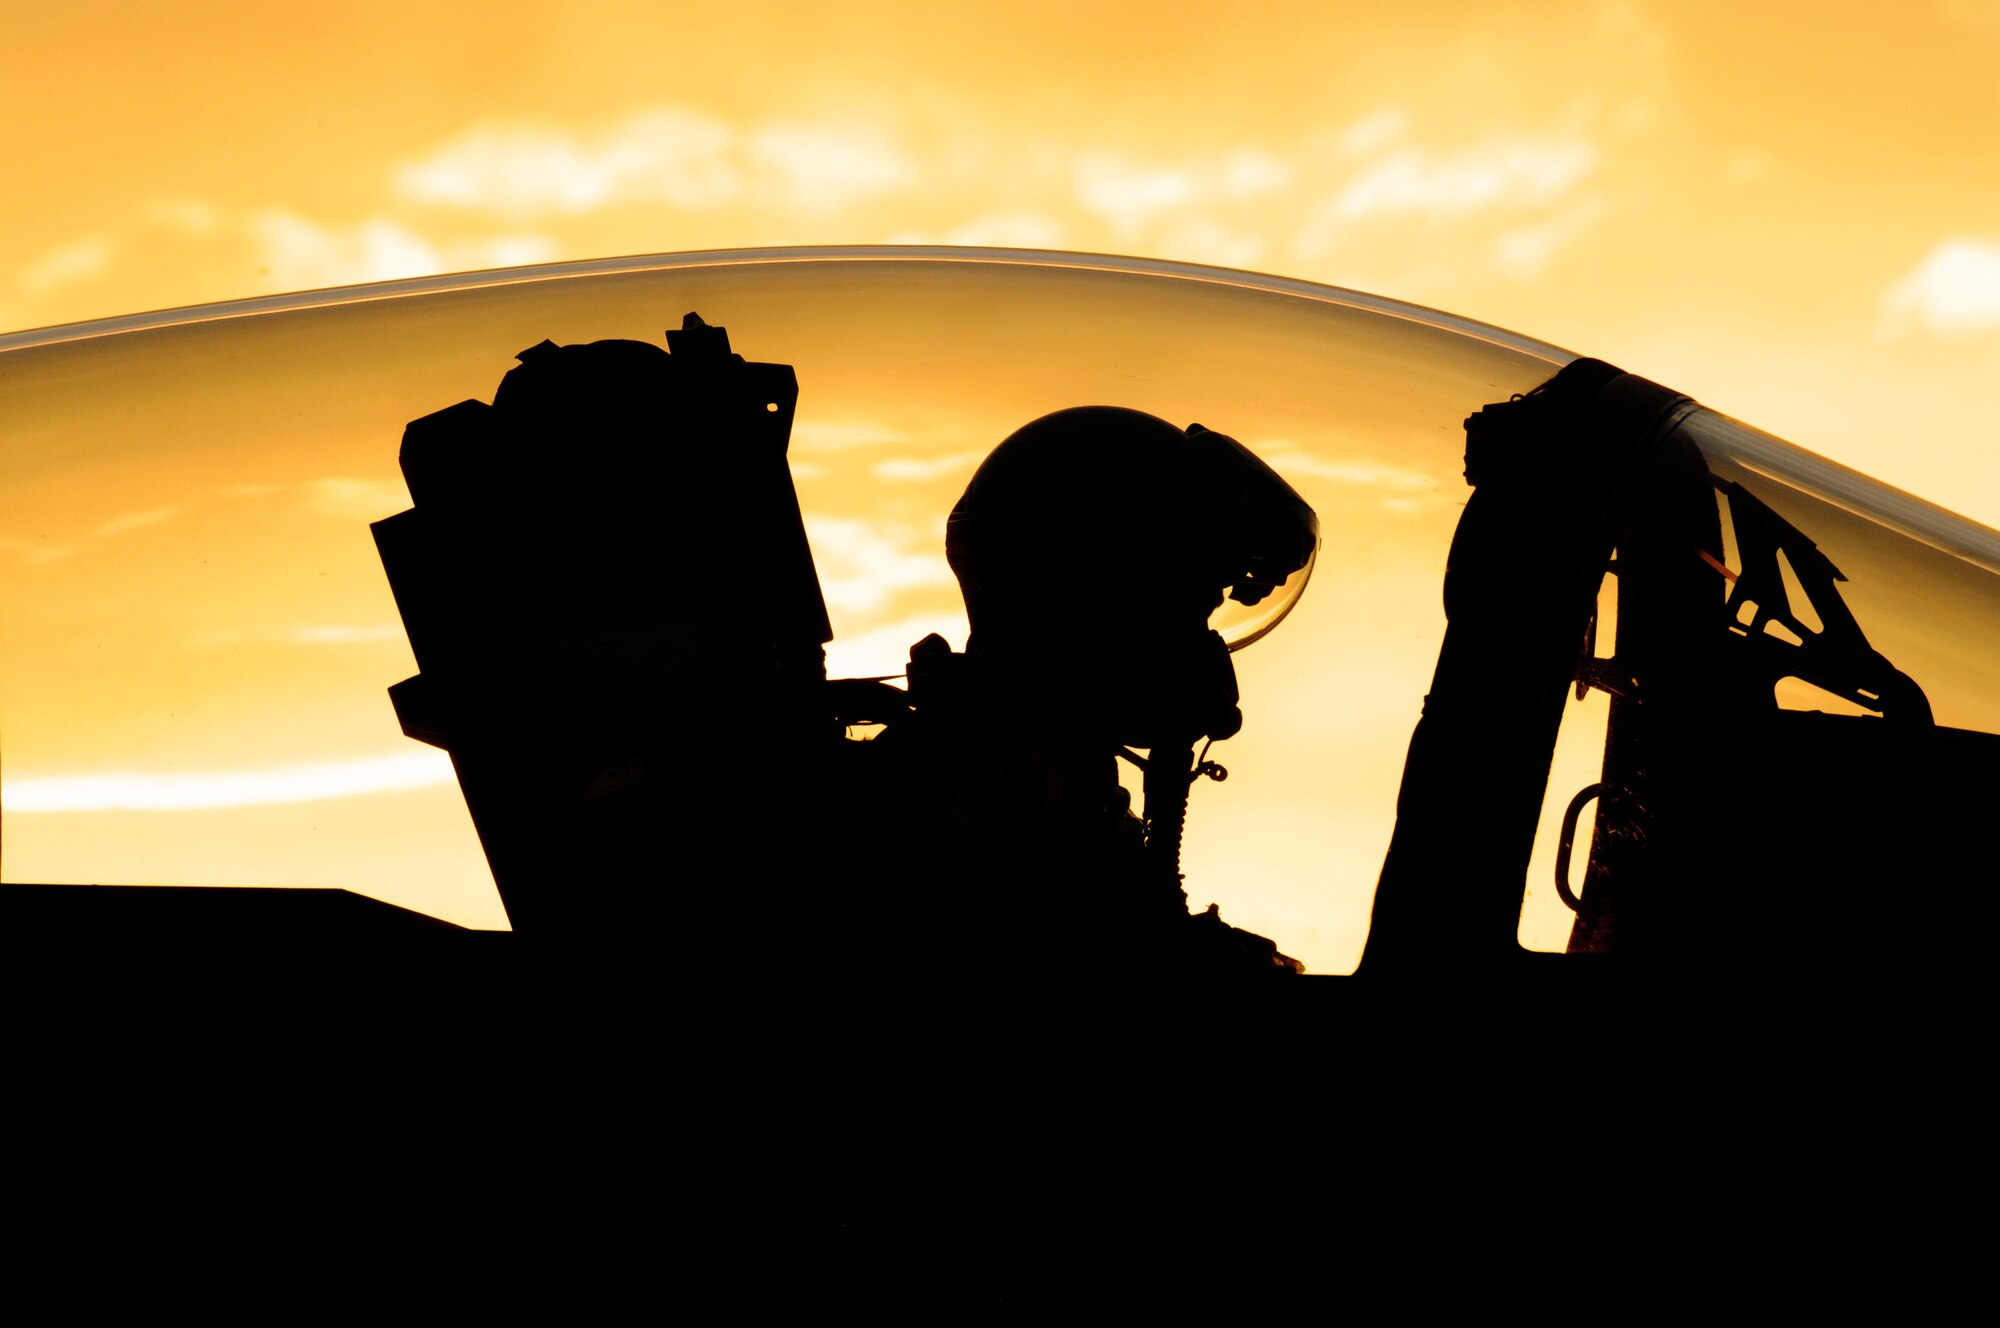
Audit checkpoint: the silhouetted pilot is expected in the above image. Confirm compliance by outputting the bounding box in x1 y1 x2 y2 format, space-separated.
861 406 1319 976
380 318 1317 979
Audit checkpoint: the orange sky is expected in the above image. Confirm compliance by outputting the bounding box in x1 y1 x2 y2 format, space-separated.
5 1 1998 523
0 254 1567 968
3 2 1998 967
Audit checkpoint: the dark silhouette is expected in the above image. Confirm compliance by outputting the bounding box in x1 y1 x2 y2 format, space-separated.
1361 358 2000 976
885 404 1319 974
375 315 1315 976
375 313 833 948
10 312 1988 1301
7 317 1992 988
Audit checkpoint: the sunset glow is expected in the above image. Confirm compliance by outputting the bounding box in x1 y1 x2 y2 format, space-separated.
5 752 453 814
6 3 1996 528
4 3 1996 965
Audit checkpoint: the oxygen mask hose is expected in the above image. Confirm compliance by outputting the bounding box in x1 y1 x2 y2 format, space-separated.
1142 738 1198 906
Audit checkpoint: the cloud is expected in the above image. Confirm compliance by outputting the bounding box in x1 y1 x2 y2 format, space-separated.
1340 109 1410 157
19 238 115 295
91 507 182 539
1294 133 1598 262
1255 448 1435 491
791 420 907 451
397 111 739 219
225 476 411 520
872 449 990 484
253 212 438 287
1157 216 1266 270
1073 154 1198 234
1723 149 1775 185
1492 197 1608 279
1882 239 2000 337
1332 136 1597 223
1242 446 1448 515
1059 144 1307 260
4 751 454 813
185 623 407 649
1220 149 1295 200
302 476 418 518
935 211 1068 249
139 197 220 234
8 196 553 327
16 476 417 571
395 110 916 221
749 123 917 214
289 623 405 645
825 612 967 682
250 211 553 290
11 504 186 565
10 478 409 571
802 516 957 620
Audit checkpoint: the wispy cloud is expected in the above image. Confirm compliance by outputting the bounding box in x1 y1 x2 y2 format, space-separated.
290 623 404 644
1325 135 1595 225
251 210 554 290
1722 148 1776 185
8 196 552 326
8 504 186 565
9 477 413 573
749 123 916 214
825 612 966 682
1255 448 1436 491
909 210 1068 249
222 476 413 519
19 238 115 295
1074 154 1199 235
186 623 406 649
91 507 182 539
12 99 1621 338
1339 109 1410 158
802 516 956 621
1292 131 1599 276
1069 146 1294 241
395 109 916 221
306 476 414 515
1219 148 1295 199
1492 197 1609 279
5 751 454 813
870 449 989 483
1157 216 1267 270
397 110 739 218
1881 239 2000 338
791 420 907 451
252 212 443 287
139 197 220 234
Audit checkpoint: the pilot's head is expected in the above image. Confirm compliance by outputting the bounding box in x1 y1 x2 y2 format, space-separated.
945 406 1318 748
